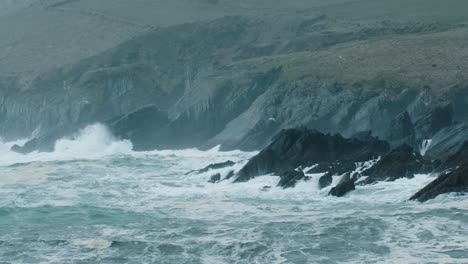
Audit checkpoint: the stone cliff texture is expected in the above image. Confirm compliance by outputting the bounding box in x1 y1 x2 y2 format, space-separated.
1 2 468 160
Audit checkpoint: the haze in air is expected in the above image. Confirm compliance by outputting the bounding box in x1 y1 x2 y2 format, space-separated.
0 1 467 263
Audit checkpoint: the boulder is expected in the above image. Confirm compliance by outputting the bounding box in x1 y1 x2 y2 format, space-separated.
329 173 356 197
208 173 222 183
234 128 390 182
410 161 468 202
318 173 333 189
277 170 307 188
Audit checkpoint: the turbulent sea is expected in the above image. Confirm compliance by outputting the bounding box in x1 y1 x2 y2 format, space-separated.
0 124 467 264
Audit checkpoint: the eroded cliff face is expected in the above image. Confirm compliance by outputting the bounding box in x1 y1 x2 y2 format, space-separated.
1 14 468 155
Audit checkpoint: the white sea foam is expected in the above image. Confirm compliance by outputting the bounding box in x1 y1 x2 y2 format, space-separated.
1 124 467 263
0 124 132 166
71 239 112 250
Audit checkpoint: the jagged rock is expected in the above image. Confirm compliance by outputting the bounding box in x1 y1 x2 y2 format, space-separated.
305 164 330 174
386 111 415 146
10 126 74 154
11 138 49 154
208 173 222 183
329 173 356 197
318 173 333 189
360 144 427 184
410 162 468 202
235 128 390 182
277 170 307 188
186 160 235 175
110 105 170 151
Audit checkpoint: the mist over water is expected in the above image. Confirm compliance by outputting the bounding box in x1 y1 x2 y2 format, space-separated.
0 124 467 263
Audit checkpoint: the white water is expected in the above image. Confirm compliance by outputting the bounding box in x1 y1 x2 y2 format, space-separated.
420 139 433 156
0 124 467 263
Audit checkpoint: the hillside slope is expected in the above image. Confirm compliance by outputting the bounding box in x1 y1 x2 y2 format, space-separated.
1 0 468 156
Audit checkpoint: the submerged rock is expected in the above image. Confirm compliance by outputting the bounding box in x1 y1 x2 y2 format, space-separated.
235 128 390 183
410 162 468 202
208 173 222 183
186 160 235 175
277 170 307 189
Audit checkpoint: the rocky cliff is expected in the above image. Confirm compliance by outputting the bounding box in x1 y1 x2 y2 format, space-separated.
1 1 468 159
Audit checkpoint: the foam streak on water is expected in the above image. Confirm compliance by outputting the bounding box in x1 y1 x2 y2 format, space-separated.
0 124 467 263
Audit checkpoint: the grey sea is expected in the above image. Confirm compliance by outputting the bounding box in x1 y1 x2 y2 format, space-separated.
1 124 467 264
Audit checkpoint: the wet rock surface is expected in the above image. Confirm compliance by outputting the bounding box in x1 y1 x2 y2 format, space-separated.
235 128 389 183
231 128 468 201
318 173 333 189
410 162 468 202
329 174 356 197
187 160 236 175
208 173 222 183
360 144 428 184
277 170 308 189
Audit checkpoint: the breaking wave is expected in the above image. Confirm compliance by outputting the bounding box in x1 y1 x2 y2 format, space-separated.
0 124 467 263
0 124 132 166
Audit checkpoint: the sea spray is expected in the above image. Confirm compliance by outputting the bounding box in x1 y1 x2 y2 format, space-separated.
0 126 467 263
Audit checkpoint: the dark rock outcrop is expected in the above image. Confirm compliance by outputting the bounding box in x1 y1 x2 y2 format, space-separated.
235 128 390 182
186 160 235 175
410 162 468 202
225 170 235 180
208 173 222 183
109 105 171 151
319 173 333 189
360 144 427 184
11 138 54 154
277 170 308 188
10 126 75 154
329 173 356 197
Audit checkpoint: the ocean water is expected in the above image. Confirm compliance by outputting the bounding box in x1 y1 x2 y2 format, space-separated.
0 124 467 264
